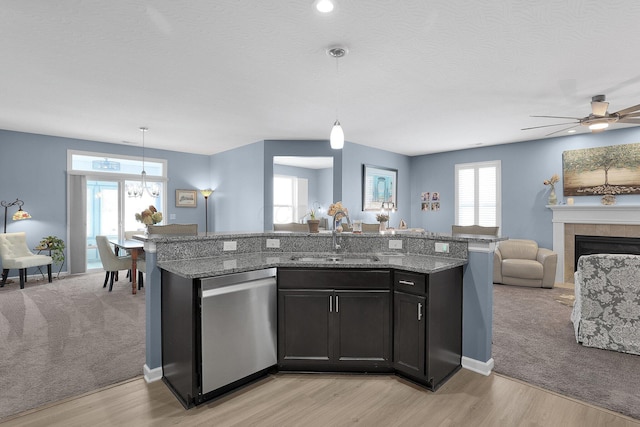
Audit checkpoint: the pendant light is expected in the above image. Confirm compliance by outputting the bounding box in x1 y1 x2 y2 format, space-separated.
328 47 347 149
127 127 160 198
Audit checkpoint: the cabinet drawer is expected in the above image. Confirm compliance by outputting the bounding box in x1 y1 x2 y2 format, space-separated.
278 269 391 290
394 271 426 294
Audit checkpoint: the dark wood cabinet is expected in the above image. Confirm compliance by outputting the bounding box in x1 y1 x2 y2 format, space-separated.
278 269 392 371
279 289 332 363
393 267 463 390
393 291 426 377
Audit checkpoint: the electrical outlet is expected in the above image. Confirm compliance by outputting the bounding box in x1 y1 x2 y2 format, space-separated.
435 242 449 253
266 238 280 248
388 239 403 249
223 241 237 251
223 259 237 269
169 214 176 220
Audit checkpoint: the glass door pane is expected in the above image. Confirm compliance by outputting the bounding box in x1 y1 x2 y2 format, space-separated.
87 180 119 270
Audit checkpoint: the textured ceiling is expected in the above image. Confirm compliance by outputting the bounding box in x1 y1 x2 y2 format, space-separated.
2 1 640 156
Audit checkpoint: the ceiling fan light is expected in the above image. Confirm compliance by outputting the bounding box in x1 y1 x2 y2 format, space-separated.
589 122 609 131
330 120 344 149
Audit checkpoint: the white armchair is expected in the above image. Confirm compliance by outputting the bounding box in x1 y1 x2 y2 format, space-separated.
493 239 557 288
0 232 53 289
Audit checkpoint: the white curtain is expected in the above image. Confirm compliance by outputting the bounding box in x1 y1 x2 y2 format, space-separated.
68 174 87 274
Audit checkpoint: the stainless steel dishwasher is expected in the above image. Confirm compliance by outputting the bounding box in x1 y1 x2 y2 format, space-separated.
199 268 277 395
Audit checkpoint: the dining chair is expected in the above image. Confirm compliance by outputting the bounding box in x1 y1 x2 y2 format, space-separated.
96 235 135 292
136 258 146 289
0 232 53 289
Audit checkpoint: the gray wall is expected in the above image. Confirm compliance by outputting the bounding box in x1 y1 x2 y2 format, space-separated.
410 126 640 249
0 129 210 273
5 125 640 273
210 141 266 232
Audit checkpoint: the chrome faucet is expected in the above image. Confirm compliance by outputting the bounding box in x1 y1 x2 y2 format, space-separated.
332 209 351 251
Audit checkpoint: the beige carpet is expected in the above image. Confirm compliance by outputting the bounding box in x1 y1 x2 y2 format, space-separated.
493 283 640 420
553 282 575 307
0 272 145 421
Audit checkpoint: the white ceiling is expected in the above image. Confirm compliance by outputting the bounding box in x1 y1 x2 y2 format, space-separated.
2 1 640 157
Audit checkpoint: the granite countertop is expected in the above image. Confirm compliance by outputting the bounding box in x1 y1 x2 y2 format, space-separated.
158 252 467 279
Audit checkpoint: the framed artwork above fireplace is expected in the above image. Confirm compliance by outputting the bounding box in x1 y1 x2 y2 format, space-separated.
562 142 640 197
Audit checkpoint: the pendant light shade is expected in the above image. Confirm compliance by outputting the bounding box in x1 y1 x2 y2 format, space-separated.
330 120 344 149
328 46 347 150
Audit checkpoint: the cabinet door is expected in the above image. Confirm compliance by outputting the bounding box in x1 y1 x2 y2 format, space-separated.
334 290 391 364
393 291 426 378
278 289 333 365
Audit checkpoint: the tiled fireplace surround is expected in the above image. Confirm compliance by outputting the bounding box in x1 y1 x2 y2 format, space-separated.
549 205 640 283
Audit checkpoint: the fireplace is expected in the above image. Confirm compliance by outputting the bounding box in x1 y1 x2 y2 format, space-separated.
574 235 640 272
549 205 640 283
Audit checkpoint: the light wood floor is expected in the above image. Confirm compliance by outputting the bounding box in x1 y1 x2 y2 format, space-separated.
1 370 638 427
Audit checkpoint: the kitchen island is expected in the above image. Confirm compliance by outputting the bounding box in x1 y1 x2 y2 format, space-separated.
137 230 503 393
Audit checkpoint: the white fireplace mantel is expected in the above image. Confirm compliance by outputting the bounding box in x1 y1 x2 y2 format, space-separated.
549 204 640 282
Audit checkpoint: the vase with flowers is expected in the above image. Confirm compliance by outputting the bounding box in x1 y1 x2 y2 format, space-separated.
135 205 163 234
543 174 559 205
327 201 348 231
376 212 390 231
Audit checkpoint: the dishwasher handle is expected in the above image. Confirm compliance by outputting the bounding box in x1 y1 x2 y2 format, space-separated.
202 277 276 298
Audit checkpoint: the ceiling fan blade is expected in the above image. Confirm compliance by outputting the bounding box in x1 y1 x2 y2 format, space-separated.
614 103 640 116
618 118 640 125
591 101 609 116
530 115 583 120
522 122 579 131
545 124 580 136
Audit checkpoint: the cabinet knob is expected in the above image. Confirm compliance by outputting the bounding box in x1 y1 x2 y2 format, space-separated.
418 303 423 321
329 296 332 312
399 280 415 286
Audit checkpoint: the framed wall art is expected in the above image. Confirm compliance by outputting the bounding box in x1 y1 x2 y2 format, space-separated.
563 143 640 196
175 189 197 207
362 164 397 211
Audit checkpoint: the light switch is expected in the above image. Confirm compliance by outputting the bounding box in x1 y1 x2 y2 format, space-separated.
266 239 280 248
435 242 449 253
169 214 176 220
388 239 403 249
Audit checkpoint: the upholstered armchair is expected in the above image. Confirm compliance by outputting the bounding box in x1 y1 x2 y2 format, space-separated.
0 232 53 289
96 235 135 292
571 254 640 355
493 239 557 288
147 224 198 235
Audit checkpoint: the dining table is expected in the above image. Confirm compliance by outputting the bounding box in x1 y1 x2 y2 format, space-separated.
109 238 145 295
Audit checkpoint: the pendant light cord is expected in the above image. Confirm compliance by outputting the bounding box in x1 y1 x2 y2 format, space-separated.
335 55 339 120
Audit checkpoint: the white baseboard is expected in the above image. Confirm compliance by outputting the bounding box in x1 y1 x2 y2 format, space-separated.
143 364 163 383
461 356 494 376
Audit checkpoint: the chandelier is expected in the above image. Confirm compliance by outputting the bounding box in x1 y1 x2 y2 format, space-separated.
127 127 160 198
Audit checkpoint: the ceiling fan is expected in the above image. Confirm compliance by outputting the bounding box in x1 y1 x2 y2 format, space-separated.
522 95 640 136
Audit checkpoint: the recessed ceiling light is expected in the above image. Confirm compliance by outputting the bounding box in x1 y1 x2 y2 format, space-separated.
315 0 334 13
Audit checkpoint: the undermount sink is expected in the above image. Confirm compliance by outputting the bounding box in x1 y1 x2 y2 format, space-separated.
291 255 380 263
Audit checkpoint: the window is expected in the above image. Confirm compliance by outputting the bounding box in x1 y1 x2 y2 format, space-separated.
455 160 501 229
273 175 308 223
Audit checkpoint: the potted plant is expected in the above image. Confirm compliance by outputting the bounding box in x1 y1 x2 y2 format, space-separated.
38 235 66 271
306 204 321 233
